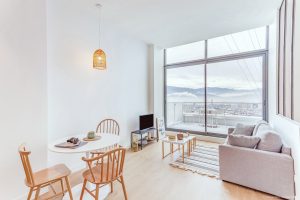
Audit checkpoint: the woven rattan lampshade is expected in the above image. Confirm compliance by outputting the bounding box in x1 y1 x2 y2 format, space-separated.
93 49 106 70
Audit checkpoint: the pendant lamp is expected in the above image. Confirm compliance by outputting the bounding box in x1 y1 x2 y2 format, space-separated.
93 3 106 70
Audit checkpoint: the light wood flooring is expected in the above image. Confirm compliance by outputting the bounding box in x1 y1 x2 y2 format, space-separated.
41 141 281 200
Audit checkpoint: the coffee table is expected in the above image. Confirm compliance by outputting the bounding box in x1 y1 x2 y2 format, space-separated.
161 136 196 163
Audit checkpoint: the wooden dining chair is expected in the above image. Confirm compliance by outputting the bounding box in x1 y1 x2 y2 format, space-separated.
96 119 120 135
80 148 128 200
19 144 73 200
92 119 120 157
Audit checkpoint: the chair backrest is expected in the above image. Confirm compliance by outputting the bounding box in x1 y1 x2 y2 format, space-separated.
18 144 35 186
96 119 120 135
82 148 126 184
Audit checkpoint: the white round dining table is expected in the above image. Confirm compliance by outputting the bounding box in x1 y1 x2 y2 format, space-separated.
48 133 120 158
48 133 120 200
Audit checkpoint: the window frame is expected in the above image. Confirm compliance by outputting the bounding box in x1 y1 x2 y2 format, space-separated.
164 26 269 138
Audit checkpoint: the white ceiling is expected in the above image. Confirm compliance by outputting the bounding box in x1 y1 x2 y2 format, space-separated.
99 0 282 47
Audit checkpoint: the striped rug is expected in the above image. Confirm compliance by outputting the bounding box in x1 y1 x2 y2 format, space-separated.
170 145 219 178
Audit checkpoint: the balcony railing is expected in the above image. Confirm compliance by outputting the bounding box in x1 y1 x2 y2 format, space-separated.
166 102 262 135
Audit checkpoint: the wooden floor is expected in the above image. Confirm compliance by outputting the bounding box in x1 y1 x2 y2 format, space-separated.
42 141 281 200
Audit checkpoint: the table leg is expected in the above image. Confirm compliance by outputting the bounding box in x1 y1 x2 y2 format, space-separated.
171 143 173 153
141 134 143 150
188 140 190 157
182 144 185 163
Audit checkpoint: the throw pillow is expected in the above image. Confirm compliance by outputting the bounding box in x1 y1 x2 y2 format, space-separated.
228 134 260 149
232 123 255 136
252 120 272 136
256 131 283 153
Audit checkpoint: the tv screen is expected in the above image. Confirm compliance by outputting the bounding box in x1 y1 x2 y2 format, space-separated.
139 114 154 130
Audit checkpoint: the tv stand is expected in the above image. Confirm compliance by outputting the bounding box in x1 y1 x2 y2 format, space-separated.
131 127 158 150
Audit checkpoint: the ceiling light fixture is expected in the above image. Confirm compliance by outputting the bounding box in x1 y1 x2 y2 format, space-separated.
93 3 106 70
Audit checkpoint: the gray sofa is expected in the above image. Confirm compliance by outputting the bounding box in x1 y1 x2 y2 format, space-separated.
219 121 295 199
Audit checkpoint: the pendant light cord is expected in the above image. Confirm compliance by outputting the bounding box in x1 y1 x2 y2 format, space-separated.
96 3 102 49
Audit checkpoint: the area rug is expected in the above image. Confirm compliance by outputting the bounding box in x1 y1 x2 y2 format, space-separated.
170 145 219 178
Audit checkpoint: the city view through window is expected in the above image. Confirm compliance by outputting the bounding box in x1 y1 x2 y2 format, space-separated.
165 27 267 136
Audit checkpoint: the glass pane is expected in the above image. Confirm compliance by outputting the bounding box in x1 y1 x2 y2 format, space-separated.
166 41 205 64
166 65 205 132
208 27 266 58
206 57 263 135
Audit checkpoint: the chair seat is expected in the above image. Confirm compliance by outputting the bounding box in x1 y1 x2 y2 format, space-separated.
83 163 118 184
26 164 71 187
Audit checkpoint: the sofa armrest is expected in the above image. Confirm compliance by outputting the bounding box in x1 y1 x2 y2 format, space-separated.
228 128 235 135
219 144 295 199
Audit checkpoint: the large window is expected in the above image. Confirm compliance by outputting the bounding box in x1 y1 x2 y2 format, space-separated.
166 41 205 64
165 26 268 137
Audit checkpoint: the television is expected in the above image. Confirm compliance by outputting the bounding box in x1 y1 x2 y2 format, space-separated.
139 114 154 130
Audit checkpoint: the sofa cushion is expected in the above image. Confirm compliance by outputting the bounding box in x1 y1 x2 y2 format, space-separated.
257 131 283 153
252 120 272 136
228 134 260 148
232 123 255 136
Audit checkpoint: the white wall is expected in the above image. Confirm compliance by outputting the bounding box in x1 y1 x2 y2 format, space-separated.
268 15 300 200
47 0 150 169
0 0 47 199
149 45 164 119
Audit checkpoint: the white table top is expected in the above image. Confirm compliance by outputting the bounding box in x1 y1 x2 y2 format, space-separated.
48 133 120 154
161 135 195 145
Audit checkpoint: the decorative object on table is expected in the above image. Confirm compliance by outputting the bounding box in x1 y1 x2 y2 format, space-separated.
93 3 106 70
177 133 184 140
156 117 166 139
55 137 87 148
170 145 219 178
83 136 101 141
131 136 139 152
168 135 176 140
19 144 74 200
83 131 101 141
87 131 95 139
132 141 139 152
67 137 80 144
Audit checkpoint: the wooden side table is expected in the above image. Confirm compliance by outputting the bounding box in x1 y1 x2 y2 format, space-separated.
161 136 196 163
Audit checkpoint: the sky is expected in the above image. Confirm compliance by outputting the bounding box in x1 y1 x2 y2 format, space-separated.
166 26 266 91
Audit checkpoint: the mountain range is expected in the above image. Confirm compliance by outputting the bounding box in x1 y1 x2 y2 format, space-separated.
167 86 262 103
